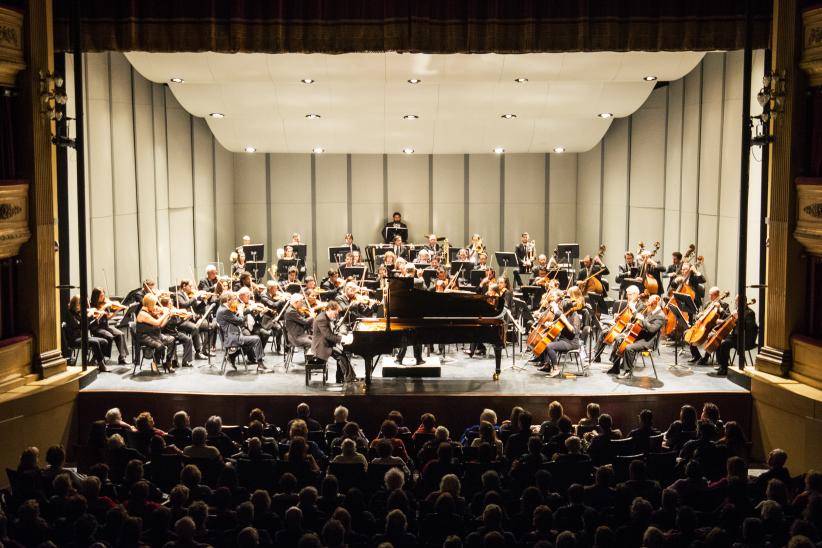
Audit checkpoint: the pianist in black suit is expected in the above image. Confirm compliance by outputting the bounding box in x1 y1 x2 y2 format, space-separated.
310 301 356 383
383 211 408 243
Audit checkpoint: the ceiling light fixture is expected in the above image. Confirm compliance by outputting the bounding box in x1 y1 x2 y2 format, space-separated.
514 77 529 83
209 112 225 119
643 75 658 81
553 146 566 153
244 146 256 153
501 113 517 119
402 114 419 120
301 78 315 84
407 78 421 84
169 77 184 83
312 147 324 154
305 113 321 119
494 147 505 154
598 112 613 118
402 148 415 154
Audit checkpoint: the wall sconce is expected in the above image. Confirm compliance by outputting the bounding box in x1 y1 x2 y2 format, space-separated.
39 70 67 122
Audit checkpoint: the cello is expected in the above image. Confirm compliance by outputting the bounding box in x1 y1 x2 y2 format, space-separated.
528 316 567 357
683 291 730 346
603 291 648 345
703 298 756 353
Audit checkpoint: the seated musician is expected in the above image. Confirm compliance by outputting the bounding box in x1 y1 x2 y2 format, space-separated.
336 282 379 326
304 276 319 292
537 299 582 376
381 251 397 272
475 252 490 271
351 250 364 265
310 301 356 383
284 294 314 354
280 266 301 292
478 268 497 293
343 232 360 253
89 287 129 366
529 265 548 286
607 294 666 379
670 262 706 307
593 285 643 363
258 281 288 353
215 292 264 368
232 252 247 279
616 252 641 298
199 264 219 292
416 249 431 265
66 295 109 371
713 295 758 376
321 269 344 292
689 286 730 365
578 254 610 314
135 293 175 373
498 277 514 310
342 253 355 269
391 234 409 260
425 234 442 255
157 294 195 368
456 248 470 262
376 265 390 291
236 287 272 350
664 252 683 289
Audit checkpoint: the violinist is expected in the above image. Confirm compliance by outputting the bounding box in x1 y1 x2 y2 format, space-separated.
135 293 175 373
688 287 730 365
257 280 286 354
336 282 378 325
376 265 390 291
321 269 344 292
536 299 582 376
305 289 328 315
616 252 641 298
280 266 301 291
89 287 129 365
237 287 272 350
157 294 195 368
284 293 314 354
311 300 356 383
199 264 219 292
174 279 213 359
215 292 264 369
670 262 706 307
713 295 758 376
592 285 643 363
66 295 109 371
607 294 666 379
304 276 319 292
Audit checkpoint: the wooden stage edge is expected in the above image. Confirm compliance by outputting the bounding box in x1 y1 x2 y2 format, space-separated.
76 387 753 447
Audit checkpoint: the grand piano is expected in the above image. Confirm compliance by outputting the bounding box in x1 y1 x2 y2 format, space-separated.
345 277 506 385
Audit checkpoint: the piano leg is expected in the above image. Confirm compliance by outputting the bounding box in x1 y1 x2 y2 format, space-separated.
493 345 501 381
364 356 372 386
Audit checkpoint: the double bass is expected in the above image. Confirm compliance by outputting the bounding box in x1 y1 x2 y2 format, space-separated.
703 298 756 353
578 245 607 295
637 241 661 294
683 291 730 346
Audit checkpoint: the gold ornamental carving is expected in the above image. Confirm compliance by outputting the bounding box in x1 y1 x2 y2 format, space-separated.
795 180 822 256
0 7 24 87
801 7 822 85
0 183 30 259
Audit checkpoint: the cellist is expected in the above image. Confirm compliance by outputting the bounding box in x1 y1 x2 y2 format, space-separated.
670 261 706 307
713 295 758 376
536 299 581 377
607 294 666 379
688 286 730 365
592 285 644 363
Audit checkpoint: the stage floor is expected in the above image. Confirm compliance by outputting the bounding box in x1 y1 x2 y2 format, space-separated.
81 343 749 397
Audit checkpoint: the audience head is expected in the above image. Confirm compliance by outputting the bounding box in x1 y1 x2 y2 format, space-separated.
479 408 498 426
191 426 207 446
548 401 563 422
172 410 189 429
586 402 601 421
333 405 348 424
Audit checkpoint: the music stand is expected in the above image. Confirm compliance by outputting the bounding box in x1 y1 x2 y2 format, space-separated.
277 259 298 279
520 285 545 310
328 246 351 264
246 261 266 281
672 292 698 318
340 266 366 280
422 268 438 286
450 261 474 276
285 244 307 261
667 301 692 370
384 225 408 243
557 243 579 286
447 247 461 263
470 270 487 286
495 252 518 270
242 244 265 263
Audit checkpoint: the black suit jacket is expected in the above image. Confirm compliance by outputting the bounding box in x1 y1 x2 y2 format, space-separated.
310 311 341 360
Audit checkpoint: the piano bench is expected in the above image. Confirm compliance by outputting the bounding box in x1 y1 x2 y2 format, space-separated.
305 356 328 386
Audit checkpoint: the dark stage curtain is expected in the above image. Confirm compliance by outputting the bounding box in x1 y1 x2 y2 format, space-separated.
53 0 771 55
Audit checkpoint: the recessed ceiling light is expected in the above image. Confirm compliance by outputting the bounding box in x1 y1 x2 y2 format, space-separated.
169 77 184 83
501 113 517 119
494 147 505 154
643 75 658 81
244 146 256 153
407 78 421 84
312 147 324 154
514 77 529 83
553 146 566 153
598 112 613 118
402 114 419 120
301 78 315 84
402 148 415 154
305 113 321 119
209 112 225 119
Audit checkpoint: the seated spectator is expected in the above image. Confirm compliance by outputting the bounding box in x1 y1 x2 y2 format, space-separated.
460 408 499 446
371 439 411 477
135 411 167 440
718 420 749 462
387 410 412 436
179 464 213 504
330 421 369 456
368 420 409 462
325 405 349 439
10 499 50 547
331 438 368 470
105 407 136 433
105 434 146 484
321 518 346 548
412 412 437 442
584 465 617 509
553 483 592 533
297 486 327 533
372 508 417 548
168 484 190 522
285 436 321 476
587 414 621 465
420 491 465 545
544 415 574 456
539 400 565 440
149 434 183 460
317 474 345 515
670 461 708 509
79 475 117 523
250 488 283 537
554 436 591 463
167 410 193 449
754 449 791 498
330 507 369 547
665 404 698 452
701 402 724 433
678 419 719 464
123 480 161 519
616 497 654 547
524 504 556 545
16 446 41 474
143 506 175 547
504 411 533 460
183 426 223 461
271 474 300 517
245 420 278 458
617 459 663 510
288 402 322 432
465 503 516 548
423 474 466 516
166 516 200 548
578 402 601 428
627 409 661 453
499 406 525 436
418 426 461 465
275 506 306 548
421 441 461 490
205 415 240 458
792 469 822 512
470 421 503 459
288 419 327 462
42 445 84 490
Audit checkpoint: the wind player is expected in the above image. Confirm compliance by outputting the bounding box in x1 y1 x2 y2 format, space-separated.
343 233 360 253
688 286 730 365
311 301 356 383
425 234 442 255
607 294 666 379
383 211 407 243
215 292 264 369
513 232 532 287
391 234 410 260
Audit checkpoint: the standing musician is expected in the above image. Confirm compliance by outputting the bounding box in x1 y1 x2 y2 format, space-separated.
157 294 195 368
135 293 175 374
607 294 666 379
536 299 582 376
670 261 706 307
284 294 314 355
664 251 683 290
638 251 665 294
311 301 356 383
688 286 730 365
592 285 644 363
713 295 758 376
616 251 641 298
383 211 407 243
578 254 610 312
291 233 302 245
391 234 410 261
514 232 533 283
89 287 129 365
215 292 264 368
66 295 109 371
343 233 360 253
468 233 484 263
237 287 273 352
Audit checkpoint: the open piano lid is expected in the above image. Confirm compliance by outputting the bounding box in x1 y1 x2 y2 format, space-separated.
385 277 504 319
